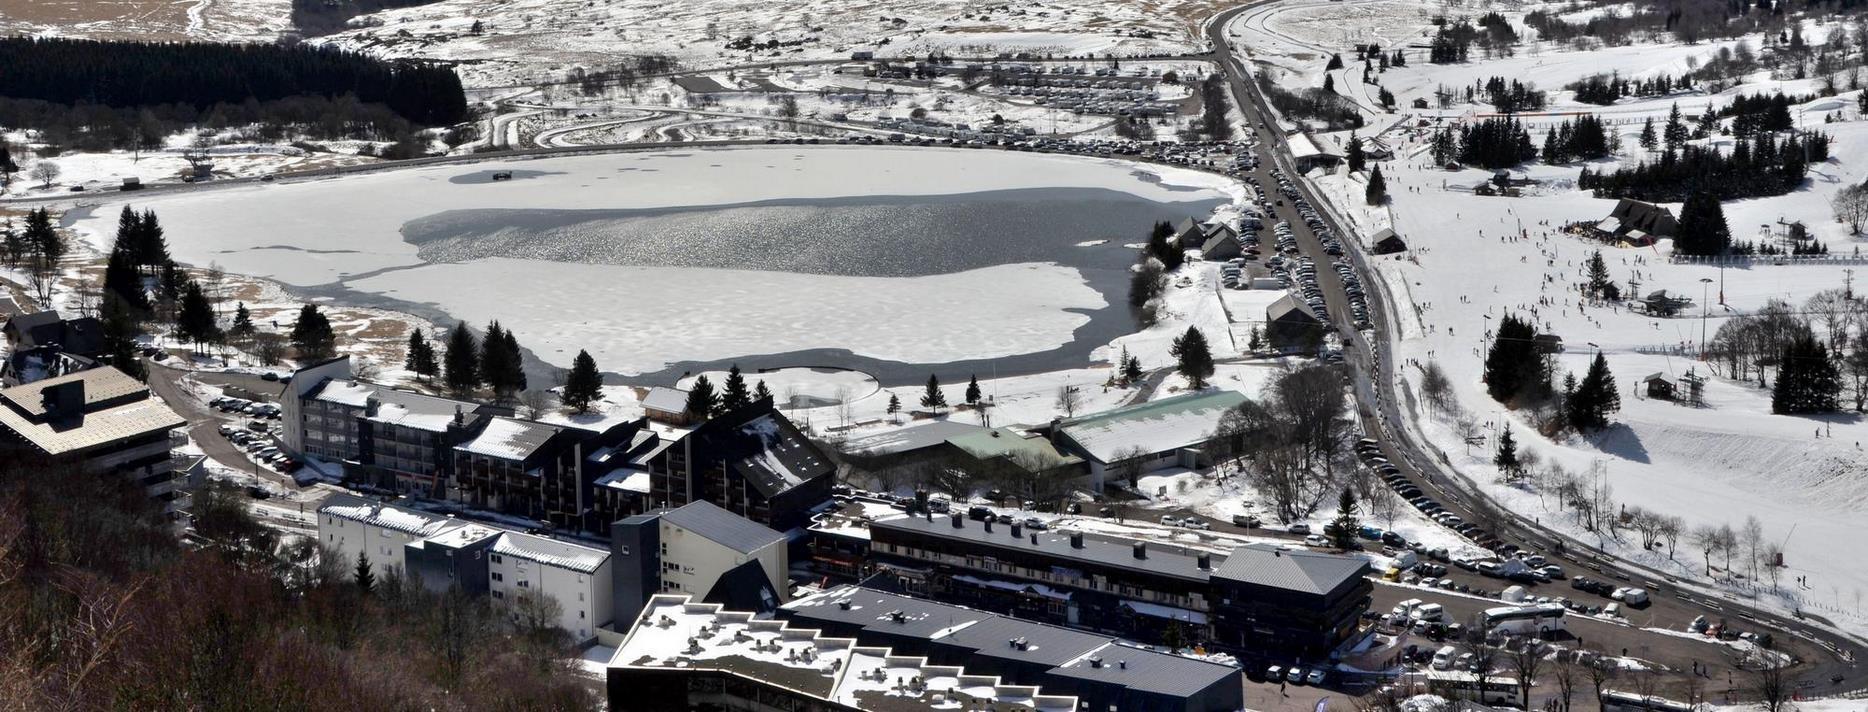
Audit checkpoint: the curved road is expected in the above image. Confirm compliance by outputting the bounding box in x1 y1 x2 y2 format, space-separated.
1200 0 1866 696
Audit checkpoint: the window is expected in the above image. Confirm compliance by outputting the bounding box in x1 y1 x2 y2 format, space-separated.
493 590 504 600
619 545 631 556
579 611 585 619
518 580 530 589
491 554 504 564
493 572 504 582
577 574 585 583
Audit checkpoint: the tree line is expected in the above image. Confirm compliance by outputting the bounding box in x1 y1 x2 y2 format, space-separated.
0 451 595 709
291 0 449 35
1428 116 1536 170
1568 72 1696 105
1540 115 1617 164
1580 132 1826 203
0 37 467 129
1481 312 1621 436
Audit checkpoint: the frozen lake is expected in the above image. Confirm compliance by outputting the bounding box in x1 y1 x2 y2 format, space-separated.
65 146 1234 381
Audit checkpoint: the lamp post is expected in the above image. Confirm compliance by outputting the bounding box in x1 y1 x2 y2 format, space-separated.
1699 277 1714 354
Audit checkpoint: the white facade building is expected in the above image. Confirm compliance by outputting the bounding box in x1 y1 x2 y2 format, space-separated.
489 531 612 643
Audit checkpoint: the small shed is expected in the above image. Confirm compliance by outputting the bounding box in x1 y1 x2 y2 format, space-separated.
1642 373 1676 400
1532 333 1564 354
642 386 693 425
1371 228 1407 255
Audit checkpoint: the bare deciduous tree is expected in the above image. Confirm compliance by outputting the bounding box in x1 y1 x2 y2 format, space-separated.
1055 385 1081 418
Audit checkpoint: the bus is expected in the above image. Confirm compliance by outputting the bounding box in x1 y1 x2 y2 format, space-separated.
1599 690 1703 712
1424 670 1523 708
1482 603 1567 636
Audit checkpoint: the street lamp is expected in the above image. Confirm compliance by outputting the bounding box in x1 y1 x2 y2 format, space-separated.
1699 277 1714 354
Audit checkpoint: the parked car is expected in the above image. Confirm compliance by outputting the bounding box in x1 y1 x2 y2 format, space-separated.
1287 523 1311 534
1231 513 1260 528
1304 534 1330 547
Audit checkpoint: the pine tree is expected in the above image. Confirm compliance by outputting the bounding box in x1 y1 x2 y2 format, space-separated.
965 375 982 405
289 304 335 361
405 328 427 371
1365 164 1388 205
1346 133 1366 172
1663 103 1688 149
1123 355 1143 385
1638 117 1658 150
1326 53 1344 71
562 349 603 414
1170 326 1215 390
1567 352 1620 431
754 380 773 403
354 551 376 594
1323 73 1336 93
685 375 718 419
1675 191 1731 256
500 329 525 393
1494 424 1522 479
101 244 148 315
921 374 948 413
1328 488 1360 549
479 321 512 395
135 209 169 270
228 302 255 342
720 364 752 412
1484 313 1549 405
443 322 479 395
886 392 902 422
1772 335 1841 414
99 295 146 381
176 281 219 351
1585 250 1611 299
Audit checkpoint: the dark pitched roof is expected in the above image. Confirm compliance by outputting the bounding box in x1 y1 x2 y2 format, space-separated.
686 403 833 498
1607 199 1678 237
702 559 783 614
661 500 785 554
1210 542 1369 596
783 586 1240 698
1267 294 1320 324
872 513 1216 583
3 311 103 355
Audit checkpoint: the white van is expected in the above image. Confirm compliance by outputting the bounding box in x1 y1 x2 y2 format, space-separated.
1431 645 1459 670
1613 587 1650 606
1413 602 1447 623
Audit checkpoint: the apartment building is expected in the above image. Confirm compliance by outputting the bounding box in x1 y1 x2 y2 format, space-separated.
611 500 788 627
0 367 188 518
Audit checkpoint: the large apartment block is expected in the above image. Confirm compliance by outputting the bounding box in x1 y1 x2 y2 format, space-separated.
0 367 189 519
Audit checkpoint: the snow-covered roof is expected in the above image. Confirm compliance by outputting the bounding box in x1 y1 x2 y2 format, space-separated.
642 386 687 413
618 595 1080 711
595 468 652 494
492 530 609 574
457 417 562 461
311 379 376 407
319 494 467 538
1055 390 1248 463
840 420 988 455
0 367 184 455
1287 131 1324 158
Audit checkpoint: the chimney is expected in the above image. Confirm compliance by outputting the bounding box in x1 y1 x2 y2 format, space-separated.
38 380 85 419
1197 552 1211 570
1070 532 1084 549
1118 660 1127 670
838 600 852 610
1088 657 1103 669
1010 523 1022 539
951 512 963 528
1133 542 1147 559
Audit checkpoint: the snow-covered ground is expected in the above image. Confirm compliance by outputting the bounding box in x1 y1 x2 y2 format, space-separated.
1228 0 1868 639
0 0 288 43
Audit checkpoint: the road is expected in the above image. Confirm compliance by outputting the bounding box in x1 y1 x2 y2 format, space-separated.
1199 0 1866 696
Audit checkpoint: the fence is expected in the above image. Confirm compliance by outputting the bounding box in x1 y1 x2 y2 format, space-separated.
1670 253 1868 266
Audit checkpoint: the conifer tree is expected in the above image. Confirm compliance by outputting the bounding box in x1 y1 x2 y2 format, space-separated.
443 322 479 396
480 321 512 394
685 375 718 419
965 375 982 406
1567 352 1621 431
500 329 525 393
562 349 603 414
1585 250 1612 299
101 244 148 314
921 374 948 413
228 302 255 342
1123 355 1143 385
289 304 336 361
1365 164 1388 205
1638 117 1658 150
176 280 219 351
1675 191 1731 256
1346 133 1366 172
1170 326 1215 390
719 364 752 412
135 209 169 271
1772 335 1841 414
354 551 376 594
886 392 902 422
1328 489 1360 549
1494 424 1522 479
754 380 773 403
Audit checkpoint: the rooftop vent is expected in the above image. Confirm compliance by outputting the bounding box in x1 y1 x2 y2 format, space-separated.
1010 523 1022 538
1197 552 1211 570
1133 541 1147 560
1070 532 1084 549
838 600 852 611
951 512 964 528
889 610 905 624
1088 657 1103 669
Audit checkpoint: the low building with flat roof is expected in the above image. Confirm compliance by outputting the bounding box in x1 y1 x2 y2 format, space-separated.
1052 390 1247 490
781 585 1244 712
610 594 1081 712
0 367 187 518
